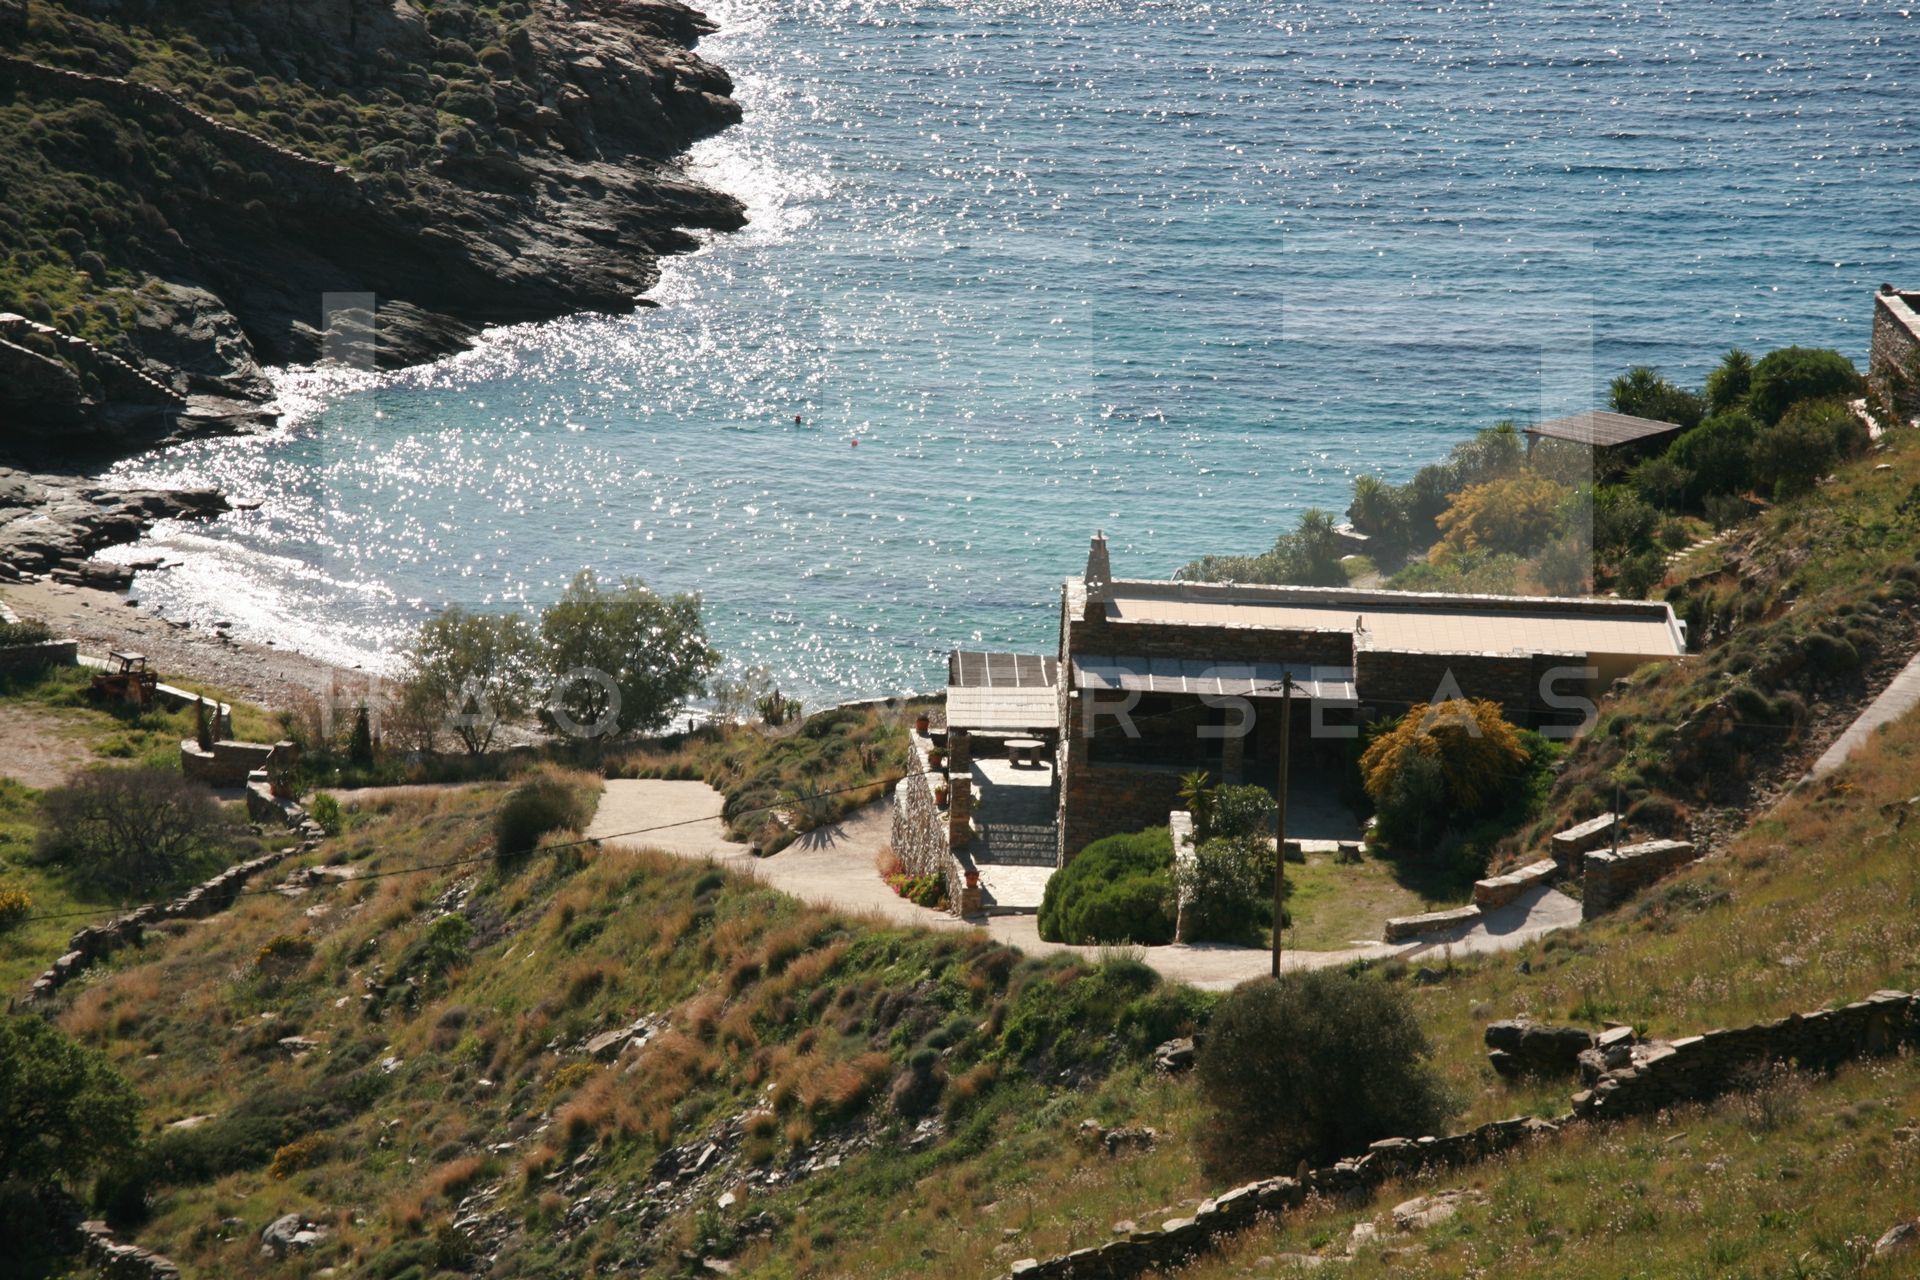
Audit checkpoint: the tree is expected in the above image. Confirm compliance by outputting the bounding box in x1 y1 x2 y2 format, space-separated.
539 570 719 737
1195 971 1453 1175
1433 472 1571 558
397 607 537 754
1360 699 1527 827
1173 832 1275 945
1704 347 1753 415
1535 533 1592 596
1609 365 1705 430
0 1014 141 1186
1751 398 1869 499
1668 409 1760 499
35 769 238 897
1177 509 1348 587
1747 346 1861 425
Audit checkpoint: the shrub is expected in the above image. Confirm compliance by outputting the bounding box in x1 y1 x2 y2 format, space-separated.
1434 472 1571 557
1752 398 1869 499
1362 700 1526 821
1037 827 1173 945
1704 347 1753 414
1195 971 1453 1175
1747 346 1861 425
0 885 30 931
1669 409 1760 498
1610 365 1705 431
1615 549 1666 599
493 771 589 857
254 933 315 979
1173 832 1275 945
1210 785 1276 840
0 619 53 646
35 768 238 897
307 791 343 836
0 1014 142 1187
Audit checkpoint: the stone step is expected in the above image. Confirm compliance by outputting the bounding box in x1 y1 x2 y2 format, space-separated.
976 821 1058 867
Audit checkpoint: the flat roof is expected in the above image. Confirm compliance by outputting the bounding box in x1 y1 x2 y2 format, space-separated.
947 650 1060 731
1071 655 1356 703
1104 581 1686 659
1522 410 1683 448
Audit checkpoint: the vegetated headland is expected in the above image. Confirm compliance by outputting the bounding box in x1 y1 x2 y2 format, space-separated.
0 0 743 466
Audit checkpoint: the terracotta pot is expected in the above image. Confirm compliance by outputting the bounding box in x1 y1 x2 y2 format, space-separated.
935 785 950 808
914 714 930 734
964 869 979 889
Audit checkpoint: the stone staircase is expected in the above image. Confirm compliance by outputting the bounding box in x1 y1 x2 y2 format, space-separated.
975 820 1058 867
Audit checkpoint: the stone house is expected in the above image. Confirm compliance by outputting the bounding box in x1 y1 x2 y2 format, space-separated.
1042 533 1688 862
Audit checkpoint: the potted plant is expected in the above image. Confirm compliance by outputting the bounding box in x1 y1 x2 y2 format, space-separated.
914 712 931 735
964 867 979 890
927 746 945 771
934 780 950 808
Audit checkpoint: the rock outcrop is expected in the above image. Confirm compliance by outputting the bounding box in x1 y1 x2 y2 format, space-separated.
0 0 746 465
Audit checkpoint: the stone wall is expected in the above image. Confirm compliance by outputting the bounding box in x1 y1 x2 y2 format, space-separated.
0 638 76 672
1004 1114 1564 1279
1383 903 1481 942
179 738 277 787
77 1221 181 1280
1871 287 1920 422
1549 811 1620 872
891 733 982 916
1057 756 1187 864
1581 838 1696 918
1472 858 1557 910
1352 647 1559 723
1575 989 1920 1120
20 847 306 1005
1007 984 1920 1280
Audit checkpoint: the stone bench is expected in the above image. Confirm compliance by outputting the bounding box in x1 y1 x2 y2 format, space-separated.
1473 858 1558 910
1550 812 1621 869
1383 903 1481 942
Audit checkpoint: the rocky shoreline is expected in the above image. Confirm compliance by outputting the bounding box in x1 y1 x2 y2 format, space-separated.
0 0 749 678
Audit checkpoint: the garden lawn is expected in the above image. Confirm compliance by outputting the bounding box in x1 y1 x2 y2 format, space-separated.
1282 851 1466 953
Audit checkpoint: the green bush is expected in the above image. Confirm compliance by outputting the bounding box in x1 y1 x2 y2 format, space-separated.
1752 398 1869 499
1669 409 1760 499
1037 827 1174 945
0 1014 142 1186
1174 832 1276 945
307 791 343 836
1747 346 1861 425
35 768 238 897
1195 971 1454 1175
1211 784 1276 839
493 772 588 857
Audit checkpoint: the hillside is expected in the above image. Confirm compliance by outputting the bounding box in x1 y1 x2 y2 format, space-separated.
0 0 742 459
12 426 1920 1278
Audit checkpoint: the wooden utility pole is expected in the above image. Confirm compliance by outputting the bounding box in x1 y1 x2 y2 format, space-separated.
1272 674 1295 979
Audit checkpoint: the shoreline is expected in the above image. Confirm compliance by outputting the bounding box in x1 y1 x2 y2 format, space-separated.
1 578 362 711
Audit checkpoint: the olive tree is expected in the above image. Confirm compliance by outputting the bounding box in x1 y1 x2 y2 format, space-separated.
395 606 538 754
538 569 719 738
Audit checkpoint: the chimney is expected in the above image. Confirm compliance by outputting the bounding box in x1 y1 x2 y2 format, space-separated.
1084 530 1112 604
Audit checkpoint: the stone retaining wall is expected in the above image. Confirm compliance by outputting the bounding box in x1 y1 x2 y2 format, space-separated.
1581 838 1696 918
20 847 307 1004
1576 989 1920 1120
179 738 277 787
1549 812 1619 871
1383 903 1481 942
0 638 77 672
891 733 981 916
78 1220 181 1280
1007 985 1920 1280
1472 858 1557 910
1872 287 1920 421
1004 1114 1563 1279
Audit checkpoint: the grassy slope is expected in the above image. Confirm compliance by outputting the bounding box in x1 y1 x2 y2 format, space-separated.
58 782 1219 1279
0 664 280 991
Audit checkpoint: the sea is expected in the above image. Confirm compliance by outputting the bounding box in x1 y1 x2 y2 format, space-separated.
101 0 1919 707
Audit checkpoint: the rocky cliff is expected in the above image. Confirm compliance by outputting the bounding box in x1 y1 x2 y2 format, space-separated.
0 0 745 461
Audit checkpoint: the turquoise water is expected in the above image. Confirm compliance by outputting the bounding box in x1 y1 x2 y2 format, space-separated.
108 0 1918 704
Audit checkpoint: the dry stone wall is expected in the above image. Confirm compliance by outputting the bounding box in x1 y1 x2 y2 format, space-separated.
1871 287 1920 421
20 846 307 1005
1007 986 1920 1280
1581 838 1696 918
891 733 980 915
